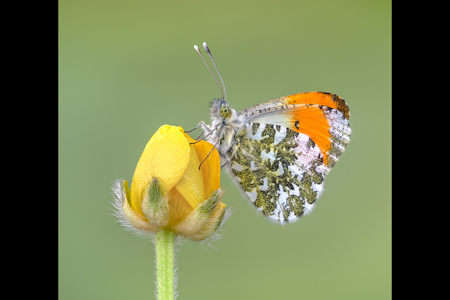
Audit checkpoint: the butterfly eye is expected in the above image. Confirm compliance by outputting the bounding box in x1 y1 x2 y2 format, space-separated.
220 105 231 118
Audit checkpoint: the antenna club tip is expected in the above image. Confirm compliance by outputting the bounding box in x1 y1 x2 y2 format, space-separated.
194 45 202 55
194 41 226 100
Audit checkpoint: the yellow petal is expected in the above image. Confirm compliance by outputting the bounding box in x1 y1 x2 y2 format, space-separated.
130 125 190 218
200 141 220 199
184 134 221 199
174 142 205 209
166 187 193 227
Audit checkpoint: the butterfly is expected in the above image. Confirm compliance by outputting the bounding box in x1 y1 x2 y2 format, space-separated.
192 43 351 224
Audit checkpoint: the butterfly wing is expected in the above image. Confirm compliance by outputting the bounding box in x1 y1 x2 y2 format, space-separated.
238 91 351 169
227 92 351 223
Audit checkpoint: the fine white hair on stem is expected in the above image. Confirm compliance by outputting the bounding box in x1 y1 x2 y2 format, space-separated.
153 236 180 300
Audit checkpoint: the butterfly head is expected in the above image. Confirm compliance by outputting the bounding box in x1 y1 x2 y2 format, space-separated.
220 104 231 119
210 98 235 122
208 98 245 153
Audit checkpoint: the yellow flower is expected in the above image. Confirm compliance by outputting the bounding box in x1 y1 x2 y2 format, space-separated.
113 125 227 241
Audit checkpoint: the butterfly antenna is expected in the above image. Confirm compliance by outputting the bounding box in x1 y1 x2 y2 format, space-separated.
203 42 227 102
194 45 224 99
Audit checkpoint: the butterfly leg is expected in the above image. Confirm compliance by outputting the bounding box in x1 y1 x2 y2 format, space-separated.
220 160 229 169
199 121 214 137
186 121 214 144
198 139 220 169
185 121 207 133
219 153 232 169
190 128 217 145
196 130 206 141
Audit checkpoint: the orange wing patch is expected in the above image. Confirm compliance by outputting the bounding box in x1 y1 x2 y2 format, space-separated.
285 92 350 167
286 92 350 119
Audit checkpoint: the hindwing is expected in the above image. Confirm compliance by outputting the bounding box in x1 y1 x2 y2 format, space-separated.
227 123 331 223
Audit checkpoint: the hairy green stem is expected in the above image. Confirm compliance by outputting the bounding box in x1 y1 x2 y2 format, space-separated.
155 229 176 300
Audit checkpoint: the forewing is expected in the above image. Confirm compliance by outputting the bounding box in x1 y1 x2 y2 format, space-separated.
238 91 351 168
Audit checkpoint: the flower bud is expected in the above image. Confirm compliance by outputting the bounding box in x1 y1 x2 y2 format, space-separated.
113 125 228 241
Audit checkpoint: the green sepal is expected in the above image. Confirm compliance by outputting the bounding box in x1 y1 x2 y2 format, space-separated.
198 190 222 215
141 177 169 228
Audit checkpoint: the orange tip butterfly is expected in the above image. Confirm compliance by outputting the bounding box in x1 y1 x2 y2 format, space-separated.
191 42 351 224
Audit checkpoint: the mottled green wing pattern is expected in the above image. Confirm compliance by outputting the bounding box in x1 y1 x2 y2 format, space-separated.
227 123 329 223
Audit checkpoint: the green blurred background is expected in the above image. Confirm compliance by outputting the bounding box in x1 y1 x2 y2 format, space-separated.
59 0 391 299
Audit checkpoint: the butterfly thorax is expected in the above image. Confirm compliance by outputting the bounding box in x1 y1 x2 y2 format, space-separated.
201 98 246 159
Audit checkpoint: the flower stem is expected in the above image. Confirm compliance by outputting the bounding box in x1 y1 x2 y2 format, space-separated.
155 229 176 300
